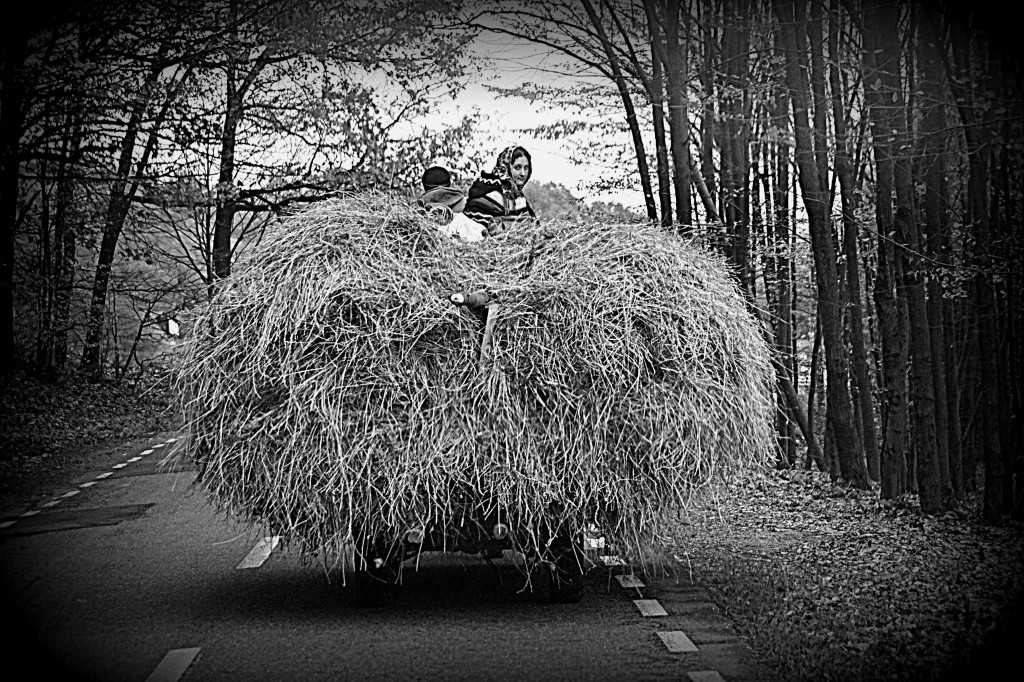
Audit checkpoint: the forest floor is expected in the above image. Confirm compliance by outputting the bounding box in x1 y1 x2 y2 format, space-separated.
2 371 1022 681
0 370 174 509
674 469 1024 681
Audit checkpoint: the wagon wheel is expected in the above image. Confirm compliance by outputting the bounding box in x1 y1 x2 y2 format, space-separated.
528 534 586 604
340 541 401 608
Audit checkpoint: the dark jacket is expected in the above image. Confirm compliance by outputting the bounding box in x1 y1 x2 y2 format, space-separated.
463 172 536 228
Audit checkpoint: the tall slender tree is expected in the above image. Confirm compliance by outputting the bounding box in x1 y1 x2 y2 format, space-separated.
828 0 878 481
772 0 869 488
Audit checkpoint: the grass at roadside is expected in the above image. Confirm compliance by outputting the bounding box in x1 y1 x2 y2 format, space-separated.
0 371 175 506
673 469 1024 682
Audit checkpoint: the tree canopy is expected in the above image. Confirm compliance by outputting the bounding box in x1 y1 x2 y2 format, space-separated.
2 0 1021 524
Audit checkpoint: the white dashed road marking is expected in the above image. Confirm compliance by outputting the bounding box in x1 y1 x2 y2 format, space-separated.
633 599 669 617
237 536 281 569
615 573 645 589
658 631 700 653
2 439 182 531
144 647 201 682
688 672 726 682
605 560 730 681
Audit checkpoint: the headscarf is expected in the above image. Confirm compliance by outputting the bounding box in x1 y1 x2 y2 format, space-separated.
491 146 532 198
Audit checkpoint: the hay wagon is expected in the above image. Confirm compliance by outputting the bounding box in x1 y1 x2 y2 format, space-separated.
173 194 775 607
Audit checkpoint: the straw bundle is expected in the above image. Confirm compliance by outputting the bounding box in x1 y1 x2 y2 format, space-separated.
172 192 775 568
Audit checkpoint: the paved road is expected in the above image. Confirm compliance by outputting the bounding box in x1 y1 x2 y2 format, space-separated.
0 437 773 682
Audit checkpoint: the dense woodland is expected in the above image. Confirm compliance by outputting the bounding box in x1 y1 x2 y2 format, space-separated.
1 0 1020 523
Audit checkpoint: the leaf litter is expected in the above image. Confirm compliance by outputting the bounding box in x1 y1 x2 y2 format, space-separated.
672 467 1024 681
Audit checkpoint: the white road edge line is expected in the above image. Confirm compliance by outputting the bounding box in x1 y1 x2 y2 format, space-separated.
144 647 201 682
633 599 669 617
658 631 700 653
237 536 281 569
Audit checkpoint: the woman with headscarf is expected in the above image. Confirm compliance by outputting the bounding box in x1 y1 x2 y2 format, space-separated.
464 146 537 234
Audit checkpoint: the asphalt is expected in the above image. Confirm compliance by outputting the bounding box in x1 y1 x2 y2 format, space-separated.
0 436 776 682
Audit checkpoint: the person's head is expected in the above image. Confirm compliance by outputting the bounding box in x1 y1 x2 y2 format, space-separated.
422 165 452 192
493 146 532 191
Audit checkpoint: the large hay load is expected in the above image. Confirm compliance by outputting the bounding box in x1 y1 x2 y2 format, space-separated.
173 192 774 601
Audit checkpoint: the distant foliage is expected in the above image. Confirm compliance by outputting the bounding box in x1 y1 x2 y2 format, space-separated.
525 181 644 222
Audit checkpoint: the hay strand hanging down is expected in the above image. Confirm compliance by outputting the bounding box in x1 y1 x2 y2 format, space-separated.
172 192 775 566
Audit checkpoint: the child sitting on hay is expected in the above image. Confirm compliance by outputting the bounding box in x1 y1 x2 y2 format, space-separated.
415 165 487 242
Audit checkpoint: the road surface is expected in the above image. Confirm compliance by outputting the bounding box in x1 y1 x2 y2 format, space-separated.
0 436 772 682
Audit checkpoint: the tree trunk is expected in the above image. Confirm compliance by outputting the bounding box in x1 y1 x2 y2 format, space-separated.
860 0 908 499
585 0 658 224
959 303 980 493
943 271 964 496
80 59 182 379
720 0 751 293
0 32 27 370
942 7 1003 522
896 196 944 513
829 0 879 481
772 0 869 488
992 150 1014 516
35 160 53 374
80 84 149 379
776 357 828 472
663 1 692 231
213 9 273 281
36 128 80 378
772 89 796 467
700 12 717 222
917 14 955 500
1008 279 1024 520
807 308 826 474
863 0 945 513
643 0 672 226
213 63 240 281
